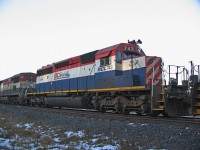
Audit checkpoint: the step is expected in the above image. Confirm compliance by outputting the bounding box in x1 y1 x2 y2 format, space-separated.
194 113 200 115
159 106 164 109
196 95 200 99
152 108 164 111
194 103 200 107
157 99 165 103
195 109 200 114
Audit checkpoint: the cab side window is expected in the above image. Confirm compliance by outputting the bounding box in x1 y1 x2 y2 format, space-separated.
116 51 122 63
100 57 110 66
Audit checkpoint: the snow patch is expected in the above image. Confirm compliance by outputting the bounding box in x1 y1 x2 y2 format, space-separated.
53 137 61 143
127 122 136 127
104 136 109 140
0 138 12 149
91 138 98 143
24 123 33 129
75 141 119 150
64 130 85 138
0 128 4 133
15 123 23 128
141 123 148 126
92 145 119 150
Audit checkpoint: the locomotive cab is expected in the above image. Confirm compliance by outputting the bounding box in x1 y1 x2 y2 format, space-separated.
94 40 165 115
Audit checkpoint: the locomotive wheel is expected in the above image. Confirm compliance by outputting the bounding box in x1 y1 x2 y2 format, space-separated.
162 109 168 117
100 106 106 113
136 111 142 116
114 104 120 114
31 102 35 107
41 99 47 108
123 107 130 115
162 112 168 117
94 102 100 110
151 111 158 117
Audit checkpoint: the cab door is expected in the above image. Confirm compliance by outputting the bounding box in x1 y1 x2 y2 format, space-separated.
115 51 123 76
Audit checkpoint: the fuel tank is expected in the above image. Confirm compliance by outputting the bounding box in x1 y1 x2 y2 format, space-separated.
46 96 88 108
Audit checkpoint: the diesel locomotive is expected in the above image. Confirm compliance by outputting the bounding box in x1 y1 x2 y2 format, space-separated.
0 39 199 117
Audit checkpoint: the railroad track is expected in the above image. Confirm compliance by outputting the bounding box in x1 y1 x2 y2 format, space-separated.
1 103 200 127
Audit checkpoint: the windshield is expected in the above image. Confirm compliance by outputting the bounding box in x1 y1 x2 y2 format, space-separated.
124 53 137 59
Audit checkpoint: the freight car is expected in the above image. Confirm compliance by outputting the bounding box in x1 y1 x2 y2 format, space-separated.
0 40 199 117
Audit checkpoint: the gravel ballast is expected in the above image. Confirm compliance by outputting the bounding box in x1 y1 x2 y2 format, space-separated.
0 104 200 149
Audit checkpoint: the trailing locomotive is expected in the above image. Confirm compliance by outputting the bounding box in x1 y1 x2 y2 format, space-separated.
0 73 36 105
0 39 199 117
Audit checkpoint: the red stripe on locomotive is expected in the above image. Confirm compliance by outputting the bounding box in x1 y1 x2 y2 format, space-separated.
146 59 161 79
146 57 162 85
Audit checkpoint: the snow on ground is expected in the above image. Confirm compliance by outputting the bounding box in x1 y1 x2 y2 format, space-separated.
64 130 85 138
127 122 136 127
24 123 33 129
141 123 148 126
182 115 200 118
0 137 12 149
127 122 148 127
0 118 120 150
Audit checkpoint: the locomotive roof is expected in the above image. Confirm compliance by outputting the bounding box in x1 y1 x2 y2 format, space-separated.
1 72 36 81
96 43 121 55
11 72 35 78
38 64 54 71
96 42 142 55
37 42 144 71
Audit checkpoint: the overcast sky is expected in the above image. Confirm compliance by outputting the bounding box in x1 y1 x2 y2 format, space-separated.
0 0 200 81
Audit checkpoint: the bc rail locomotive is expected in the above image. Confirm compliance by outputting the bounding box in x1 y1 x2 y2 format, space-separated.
0 40 200 117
